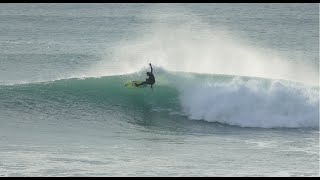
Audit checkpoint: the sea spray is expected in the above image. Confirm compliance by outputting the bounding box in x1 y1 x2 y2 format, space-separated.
88 15 318 86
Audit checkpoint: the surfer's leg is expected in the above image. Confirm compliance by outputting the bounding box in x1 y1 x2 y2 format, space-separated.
135 81 147 87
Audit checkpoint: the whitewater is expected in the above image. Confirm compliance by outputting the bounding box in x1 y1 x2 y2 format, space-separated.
0 3 319 177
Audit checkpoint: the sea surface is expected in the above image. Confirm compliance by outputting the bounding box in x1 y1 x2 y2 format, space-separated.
0 3 319 177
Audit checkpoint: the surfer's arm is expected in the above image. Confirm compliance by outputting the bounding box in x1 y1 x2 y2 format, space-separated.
149 63 153 73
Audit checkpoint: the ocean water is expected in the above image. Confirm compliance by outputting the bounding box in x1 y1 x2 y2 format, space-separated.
0 3 319 177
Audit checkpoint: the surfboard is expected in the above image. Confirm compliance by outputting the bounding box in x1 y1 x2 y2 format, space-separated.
124 81 146 88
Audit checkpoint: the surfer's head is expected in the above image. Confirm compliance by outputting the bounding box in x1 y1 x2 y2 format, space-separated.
146 72 151 76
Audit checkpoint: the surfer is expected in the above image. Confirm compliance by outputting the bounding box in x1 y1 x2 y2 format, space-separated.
135 63 155 89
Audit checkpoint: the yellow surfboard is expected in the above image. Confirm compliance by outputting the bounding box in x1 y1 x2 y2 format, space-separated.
124 81 146 88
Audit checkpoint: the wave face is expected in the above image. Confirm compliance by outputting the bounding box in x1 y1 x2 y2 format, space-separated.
1 70 318 129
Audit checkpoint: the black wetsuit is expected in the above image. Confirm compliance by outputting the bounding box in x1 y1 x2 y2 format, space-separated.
136 65 155 88
141 73 155 86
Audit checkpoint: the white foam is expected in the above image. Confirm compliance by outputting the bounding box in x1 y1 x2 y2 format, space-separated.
177 77 319 128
